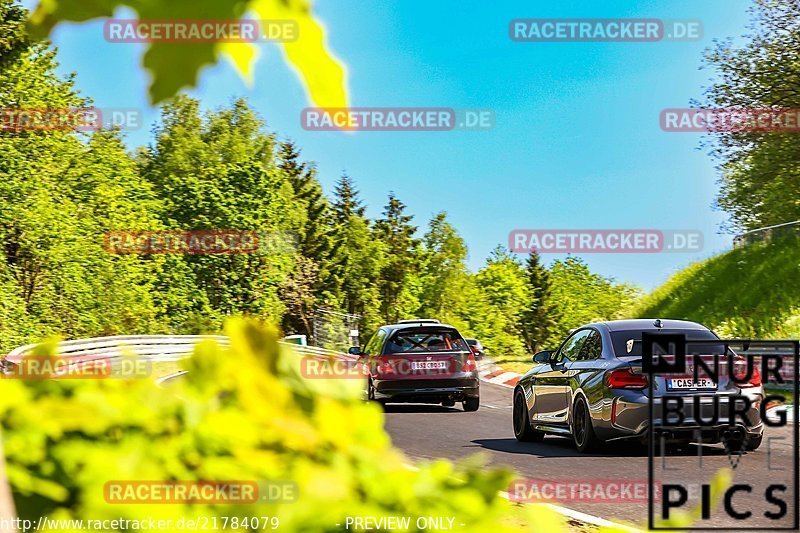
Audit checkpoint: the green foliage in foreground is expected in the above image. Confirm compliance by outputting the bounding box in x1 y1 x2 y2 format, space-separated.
0 320 568 532
632 237 800 338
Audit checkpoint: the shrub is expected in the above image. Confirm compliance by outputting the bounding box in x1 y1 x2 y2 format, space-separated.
1 319 566 532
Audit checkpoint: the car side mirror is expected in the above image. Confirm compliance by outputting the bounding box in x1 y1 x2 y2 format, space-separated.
348 346 361 356
532 350 553 364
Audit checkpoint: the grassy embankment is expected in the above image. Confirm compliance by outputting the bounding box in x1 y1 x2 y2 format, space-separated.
496 237 800 376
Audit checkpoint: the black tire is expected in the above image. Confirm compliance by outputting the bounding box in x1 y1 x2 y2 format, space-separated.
745 434 763 451
572 396 600 453
463 396 480 412
367 379 383 404
442 400 455 407
513 389 544 442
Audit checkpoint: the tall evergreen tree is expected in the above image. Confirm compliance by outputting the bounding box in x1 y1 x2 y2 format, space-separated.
520 251 554 352
328 174 384 335
374 192 418 323
277 141 334 336
331 173 365 225
278 141 330 259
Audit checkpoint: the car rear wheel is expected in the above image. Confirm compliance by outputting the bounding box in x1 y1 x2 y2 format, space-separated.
723 432 762 453
513 389 544 442
745 434 762 451
572 396 600 452
367 379 384 404
463 396 480 412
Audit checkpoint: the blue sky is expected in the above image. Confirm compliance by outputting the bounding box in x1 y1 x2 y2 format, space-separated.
30 0 756 290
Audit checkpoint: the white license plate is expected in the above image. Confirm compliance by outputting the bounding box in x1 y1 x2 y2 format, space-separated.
411 361 448 370
667 377 717 390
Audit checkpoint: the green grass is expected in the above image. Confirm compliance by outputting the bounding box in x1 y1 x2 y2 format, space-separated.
492 358 534 375
631 237 800 339
764 386 794 406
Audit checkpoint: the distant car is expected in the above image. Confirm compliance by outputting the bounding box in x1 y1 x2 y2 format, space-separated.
350 319 480 411
465 338 485 359
512 319 764 452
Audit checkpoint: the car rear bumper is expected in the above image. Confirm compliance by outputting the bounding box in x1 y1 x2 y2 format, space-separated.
374 377 479 403
596 390 764 443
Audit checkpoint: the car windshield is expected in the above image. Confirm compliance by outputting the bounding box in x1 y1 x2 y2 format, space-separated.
384 328 469 354
611 329 721 357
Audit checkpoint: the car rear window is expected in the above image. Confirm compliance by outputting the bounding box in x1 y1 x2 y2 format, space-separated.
384 328 469 355
610 329 721 358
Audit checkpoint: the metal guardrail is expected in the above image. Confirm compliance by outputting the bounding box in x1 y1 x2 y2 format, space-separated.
3 335 352 373
733 220 800 248
6 335 229 359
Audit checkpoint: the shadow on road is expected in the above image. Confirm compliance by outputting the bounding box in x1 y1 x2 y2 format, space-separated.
470 437 605 458
471 437 735 458
383 404 461 414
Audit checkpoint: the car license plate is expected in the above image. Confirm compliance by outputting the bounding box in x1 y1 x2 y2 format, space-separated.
667 377 717 390
411 361 447 370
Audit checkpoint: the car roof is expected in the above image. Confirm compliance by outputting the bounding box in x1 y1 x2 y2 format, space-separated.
383 322 459 332
589 319 710 332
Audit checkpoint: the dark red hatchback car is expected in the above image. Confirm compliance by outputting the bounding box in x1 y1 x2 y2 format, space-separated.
350 319 480 411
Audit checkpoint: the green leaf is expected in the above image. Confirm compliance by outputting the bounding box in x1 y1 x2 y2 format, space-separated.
28 0 349 106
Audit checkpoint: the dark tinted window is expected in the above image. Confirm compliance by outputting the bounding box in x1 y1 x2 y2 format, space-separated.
363 329 387 356
383 328 468 355
557 329 592 362
579 330 603 360
610 329 719 358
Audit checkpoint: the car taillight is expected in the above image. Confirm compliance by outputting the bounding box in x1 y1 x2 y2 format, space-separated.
463 354 477 372
733 357 761 388
606 369 648 390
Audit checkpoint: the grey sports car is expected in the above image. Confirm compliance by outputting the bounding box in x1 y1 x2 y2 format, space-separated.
512 319 765 452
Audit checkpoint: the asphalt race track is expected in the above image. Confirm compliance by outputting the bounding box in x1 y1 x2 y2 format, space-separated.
383 381 797 529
